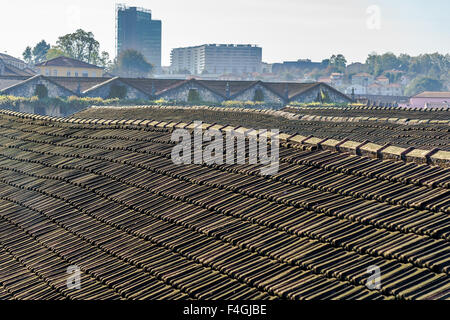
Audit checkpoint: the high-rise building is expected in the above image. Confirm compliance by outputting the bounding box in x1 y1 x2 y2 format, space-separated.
116 4 162 71
170 44 262 75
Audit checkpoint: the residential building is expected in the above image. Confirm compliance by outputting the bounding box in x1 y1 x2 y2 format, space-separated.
116 4 162 70
170 44 262 75
385 83 403 96
317 76 332 85
0 53 35 76
330 73 344 87
405 91 450 108
375 75 389 85
346 62 368 75
35 56 103 78
272 59 326 74
352 73 374 87
345 84 367 95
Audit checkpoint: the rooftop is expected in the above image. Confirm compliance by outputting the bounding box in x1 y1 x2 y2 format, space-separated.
0 108 448 300
35 56 103 70
414 92 450 99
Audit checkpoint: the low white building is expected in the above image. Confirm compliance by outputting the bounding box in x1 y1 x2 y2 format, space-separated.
345 84 367 95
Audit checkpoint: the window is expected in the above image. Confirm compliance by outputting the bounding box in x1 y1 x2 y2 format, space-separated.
74 72 79 77
53 70 58 76
67 71 71 77
45 69 50 76
82 71 89 77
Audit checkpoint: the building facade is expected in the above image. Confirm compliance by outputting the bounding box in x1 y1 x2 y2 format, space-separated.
272 59 326 74
35 56 103 78
116 4 162 70
0 53 36 76
405 91 450 108
0 75 353 106
170 44 262 75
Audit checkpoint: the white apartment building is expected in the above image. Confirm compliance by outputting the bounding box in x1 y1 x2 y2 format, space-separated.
170 44 262 75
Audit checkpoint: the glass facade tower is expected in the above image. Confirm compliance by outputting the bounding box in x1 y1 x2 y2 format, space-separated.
116 4 162 70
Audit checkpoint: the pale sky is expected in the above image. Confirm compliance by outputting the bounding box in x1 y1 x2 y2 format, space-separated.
1 0 449 66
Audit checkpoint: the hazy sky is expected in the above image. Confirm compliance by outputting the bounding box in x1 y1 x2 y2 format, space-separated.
1 0 449 66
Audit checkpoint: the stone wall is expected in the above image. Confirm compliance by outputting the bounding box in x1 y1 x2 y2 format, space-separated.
232 84 285 105
4 77 74 98
17 103 62 117
85 79 149 100
158 82 225 103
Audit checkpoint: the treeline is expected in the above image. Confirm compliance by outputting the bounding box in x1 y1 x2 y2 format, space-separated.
366 52 449 80
22 29 153 77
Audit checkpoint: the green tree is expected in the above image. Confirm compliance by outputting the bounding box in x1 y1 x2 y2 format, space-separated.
111 50 153 78
46 47 70 60
405 77 443 96
55 29 100 64
315 89 330 103
98 51 111 69
253 89 264 102
330 54 347 72
379 52 400 71
22 46 32 64
321 59 330 68
108 85 127 99
34 84 48 99
32 40 50 63
188 89 201 103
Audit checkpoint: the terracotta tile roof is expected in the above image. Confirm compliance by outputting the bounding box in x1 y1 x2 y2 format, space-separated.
35 56 103 70
0 63 35 77
0 109 448 300
0 75 78 96
263 82 320 99
353 73 372 77
75 105 450 151
197 80 259 98
49 76 112 93
0 78 25 90
120 78 186 96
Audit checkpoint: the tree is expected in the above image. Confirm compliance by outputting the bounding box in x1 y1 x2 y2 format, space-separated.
379 52 400 71
253 89 264 102
22 47 32 65
110 50 153 78
34 84 48 99
188 89 201 103
98 51 111 69
46 47 70 60
404 77 443 96
108 85 127 99
321 59 330 68
330 54 347 72
32 40 50 64
55 29 100 64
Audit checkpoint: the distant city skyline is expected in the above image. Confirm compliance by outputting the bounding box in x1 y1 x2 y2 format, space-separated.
1 0 449 66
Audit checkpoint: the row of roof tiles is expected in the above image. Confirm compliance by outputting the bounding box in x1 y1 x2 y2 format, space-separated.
0 111 448 299
1 108 449 168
